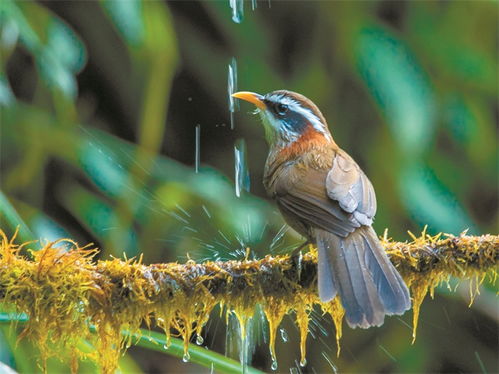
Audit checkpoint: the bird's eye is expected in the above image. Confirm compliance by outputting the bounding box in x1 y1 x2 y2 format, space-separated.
275 103 288 116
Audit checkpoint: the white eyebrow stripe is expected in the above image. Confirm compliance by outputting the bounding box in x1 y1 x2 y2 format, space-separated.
267 94 332 141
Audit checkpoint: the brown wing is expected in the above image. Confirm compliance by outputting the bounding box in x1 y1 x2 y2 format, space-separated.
271 150 376 238
326 150 376 225
272 164 361 239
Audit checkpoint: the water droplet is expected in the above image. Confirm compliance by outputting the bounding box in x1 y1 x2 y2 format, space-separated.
228 57 239 130
229 0 244 23
279 328 288 343
202 205 212 218
195 124 201 173
300 358 307 367
182 352 190 362
196 335 204 345
163 344 169 350
271 360 278 371
234 138 250 197
251 0 257 10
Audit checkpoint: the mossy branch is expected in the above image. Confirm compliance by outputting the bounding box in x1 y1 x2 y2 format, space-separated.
0 229 497 373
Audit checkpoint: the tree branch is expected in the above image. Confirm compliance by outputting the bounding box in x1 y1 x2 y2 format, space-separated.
0 230 497 373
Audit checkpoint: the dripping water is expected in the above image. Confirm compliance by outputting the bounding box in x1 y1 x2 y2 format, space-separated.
229 0 244 23
234 138 250 197
196 335 204 345
228 57 239 130
225 311 256 374
271 359 278 371
240 316 253 374
279 328 288 343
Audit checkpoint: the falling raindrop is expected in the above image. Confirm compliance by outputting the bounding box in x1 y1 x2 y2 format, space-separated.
182 352 191 363
195 124 201 173
321 352 339 374
300 358 307 367
196 335 204 345
202 205 212 218
270 225 288 251
279 328 288 343
229 0 244 23
251 0 257 10
234 138 250 197
228 57 239 130
240 319 249 374
377 341 396 362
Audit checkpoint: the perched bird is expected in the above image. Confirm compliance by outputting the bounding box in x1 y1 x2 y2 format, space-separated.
232 90 411 328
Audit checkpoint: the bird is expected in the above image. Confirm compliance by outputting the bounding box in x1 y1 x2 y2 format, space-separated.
232 90 411 328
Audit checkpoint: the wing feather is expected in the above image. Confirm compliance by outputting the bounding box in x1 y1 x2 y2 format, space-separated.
273 164 360 238
326 151 376 224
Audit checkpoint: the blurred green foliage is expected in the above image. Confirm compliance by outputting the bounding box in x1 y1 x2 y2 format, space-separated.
0 0 497 373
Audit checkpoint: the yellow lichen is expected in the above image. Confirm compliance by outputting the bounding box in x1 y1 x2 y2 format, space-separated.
263 297 288 367
0 229 497 372
295 297 312 367
321 297 345 356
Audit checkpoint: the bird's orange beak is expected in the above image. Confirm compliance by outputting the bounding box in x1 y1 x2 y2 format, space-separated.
232 91 266 110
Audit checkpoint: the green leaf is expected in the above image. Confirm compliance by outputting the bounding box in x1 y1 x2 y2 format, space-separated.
60 184 138 257
0 190 35 243
37 49 77 98
399 163 476 234
2 1 87 99
5 198 70 243
101 0 144 46
78 139 130 198
356 26 435 156
0 73 15 106
0 0 40 51
46 19 86 73
443 95 475 145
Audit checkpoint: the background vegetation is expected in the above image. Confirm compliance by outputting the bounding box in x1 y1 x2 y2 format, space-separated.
1 0 497 373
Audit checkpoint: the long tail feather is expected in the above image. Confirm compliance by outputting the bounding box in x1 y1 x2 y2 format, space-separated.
317 240 337 301
315 226 411 328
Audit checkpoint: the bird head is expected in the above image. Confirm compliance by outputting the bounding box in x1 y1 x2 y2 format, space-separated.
232 90 333 148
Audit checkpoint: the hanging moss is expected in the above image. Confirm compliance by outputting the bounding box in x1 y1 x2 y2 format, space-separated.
0 229 497 373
